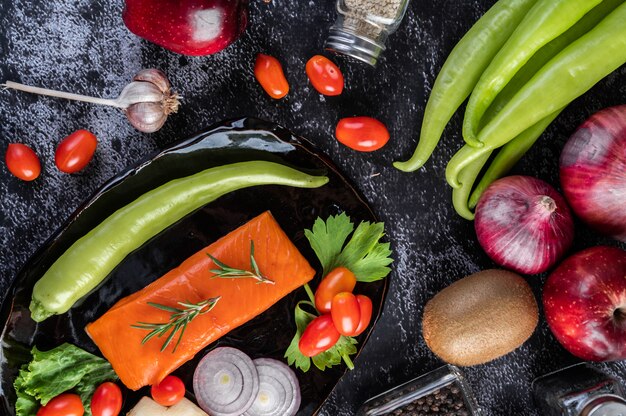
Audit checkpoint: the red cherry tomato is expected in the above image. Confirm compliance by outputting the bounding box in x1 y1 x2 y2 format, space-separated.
254 53 289 99
331 292 361 336
55 129 98 173
37 393 84 416
314 267 357 313
5 143 41 181
354 294 373 336
298 314 341 357
91 382 122 416
336 117 390 152
151 375 185 406
305 55 344 96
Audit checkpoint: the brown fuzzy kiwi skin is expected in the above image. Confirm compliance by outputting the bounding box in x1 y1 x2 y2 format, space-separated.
422 269 538 367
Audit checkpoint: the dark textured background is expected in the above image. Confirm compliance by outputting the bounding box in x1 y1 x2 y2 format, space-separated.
1 1 625 415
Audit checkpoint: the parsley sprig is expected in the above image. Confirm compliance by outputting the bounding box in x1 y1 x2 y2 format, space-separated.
285 213 393 372
304 213 393 282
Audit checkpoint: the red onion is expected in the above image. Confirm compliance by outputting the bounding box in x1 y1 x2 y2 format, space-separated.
245 358 301 416
474 176 574 275
560 105 626 242
193 347 259 416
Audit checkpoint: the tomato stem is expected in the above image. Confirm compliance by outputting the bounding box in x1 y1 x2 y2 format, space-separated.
303 283 315 305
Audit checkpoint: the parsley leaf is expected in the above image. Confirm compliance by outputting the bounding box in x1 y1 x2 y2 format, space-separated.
305 214 393 282
304 213 354 275
284 300 357 372
284 300 317 372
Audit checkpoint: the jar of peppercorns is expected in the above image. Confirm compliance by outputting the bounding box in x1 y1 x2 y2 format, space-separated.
357 365 481 415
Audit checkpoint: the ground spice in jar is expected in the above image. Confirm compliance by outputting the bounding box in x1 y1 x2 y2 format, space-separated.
344 0 404 19
341 0 406 38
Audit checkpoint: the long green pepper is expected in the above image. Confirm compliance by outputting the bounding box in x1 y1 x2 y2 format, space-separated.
468 110 562 210
393 0 536 172
453 0 622 217
30 161 329 322
446 2 626 189
462 0 602 146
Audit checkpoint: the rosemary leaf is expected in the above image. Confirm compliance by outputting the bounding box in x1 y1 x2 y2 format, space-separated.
207 241 274 284
132 296 220 353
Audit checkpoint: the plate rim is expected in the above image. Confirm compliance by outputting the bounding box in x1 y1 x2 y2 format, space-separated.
0 116 390 416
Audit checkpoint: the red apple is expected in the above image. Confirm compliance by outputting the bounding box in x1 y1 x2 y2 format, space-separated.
543 246 626 361
122 0 249 56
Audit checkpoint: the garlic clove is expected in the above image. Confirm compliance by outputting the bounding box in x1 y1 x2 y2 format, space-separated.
116 81 165 109
133 68 171 93
125 101 168 133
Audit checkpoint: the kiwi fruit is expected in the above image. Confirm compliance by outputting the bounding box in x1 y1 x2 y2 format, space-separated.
422 269 538 366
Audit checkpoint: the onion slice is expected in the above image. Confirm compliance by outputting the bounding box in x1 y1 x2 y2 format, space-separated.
244 358 301 416
193 347 259 416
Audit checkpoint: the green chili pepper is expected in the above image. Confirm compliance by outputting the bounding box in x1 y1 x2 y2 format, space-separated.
30 161 329 322
481 0 624 131
393 0 536 172
446 2 626 188
468 110 562 210
454 0 622 212
462 0 602 147
452 152 492 220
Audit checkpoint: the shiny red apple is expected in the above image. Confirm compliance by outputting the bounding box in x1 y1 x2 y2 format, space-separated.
123 0 249 56
543 246 626 361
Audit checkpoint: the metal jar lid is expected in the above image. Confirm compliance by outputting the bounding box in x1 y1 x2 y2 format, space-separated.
581 395 626 416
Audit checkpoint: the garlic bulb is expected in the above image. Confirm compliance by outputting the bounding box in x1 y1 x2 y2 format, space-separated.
1 69 180 133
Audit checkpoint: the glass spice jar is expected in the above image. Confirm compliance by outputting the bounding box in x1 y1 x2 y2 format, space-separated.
357 365 481 415
533 363 626 416
325 0 411 66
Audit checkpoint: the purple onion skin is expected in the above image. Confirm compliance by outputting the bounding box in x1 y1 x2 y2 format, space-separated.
560 105 626 242
475 176 575 275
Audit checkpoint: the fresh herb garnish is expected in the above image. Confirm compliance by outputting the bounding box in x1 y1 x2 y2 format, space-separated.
304 213 393 282
132 297 220 353
285 214 393 372
284 300 357 372
207 241 274 284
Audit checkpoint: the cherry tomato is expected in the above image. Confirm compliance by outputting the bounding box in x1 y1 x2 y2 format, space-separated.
37 393 84 416
151 375 185 406
254 53 289 99
55 129 98 173
354 294 373 336
5 143 41 181
305 55 344 96
336 117 390 152
91 382 122 416
331 292 361 336
298 314 341 357
314 267 357 313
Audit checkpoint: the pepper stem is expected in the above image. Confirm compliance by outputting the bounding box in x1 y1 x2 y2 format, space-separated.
2 81 123 109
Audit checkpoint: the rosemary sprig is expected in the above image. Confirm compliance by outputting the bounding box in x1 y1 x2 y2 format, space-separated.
207 241 274 284
132 296 220 353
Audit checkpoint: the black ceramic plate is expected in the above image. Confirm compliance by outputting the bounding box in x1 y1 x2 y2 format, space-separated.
0 118 389 415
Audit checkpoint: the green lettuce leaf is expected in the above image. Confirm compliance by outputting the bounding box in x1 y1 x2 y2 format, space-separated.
14 343 118 416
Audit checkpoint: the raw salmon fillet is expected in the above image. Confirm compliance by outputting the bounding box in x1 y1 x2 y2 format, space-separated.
86 211 314 390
